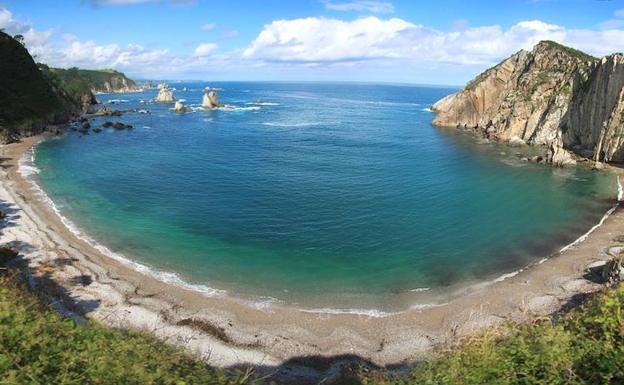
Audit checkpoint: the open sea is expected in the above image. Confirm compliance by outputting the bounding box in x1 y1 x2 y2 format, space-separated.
30 82 618 312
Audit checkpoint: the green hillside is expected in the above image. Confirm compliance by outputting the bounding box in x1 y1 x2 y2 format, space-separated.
50 67 139 93
0 31 80 142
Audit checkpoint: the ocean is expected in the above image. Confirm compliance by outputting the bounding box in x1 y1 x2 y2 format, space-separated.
30 81 617 312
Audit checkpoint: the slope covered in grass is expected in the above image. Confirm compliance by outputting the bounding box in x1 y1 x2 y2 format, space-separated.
0 255 257 385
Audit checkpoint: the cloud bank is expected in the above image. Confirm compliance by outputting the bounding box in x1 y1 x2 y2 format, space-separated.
2 5 624 81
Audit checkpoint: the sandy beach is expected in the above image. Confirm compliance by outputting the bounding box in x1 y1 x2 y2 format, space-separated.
1 133 622 382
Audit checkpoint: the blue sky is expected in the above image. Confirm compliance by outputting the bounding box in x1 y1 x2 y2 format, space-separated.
1 0 624 84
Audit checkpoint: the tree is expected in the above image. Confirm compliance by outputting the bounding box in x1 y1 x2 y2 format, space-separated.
13 34 25 45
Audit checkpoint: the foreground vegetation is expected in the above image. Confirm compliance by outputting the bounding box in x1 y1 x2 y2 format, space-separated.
0 250 257 385
2 241 623 385
354 284 624 385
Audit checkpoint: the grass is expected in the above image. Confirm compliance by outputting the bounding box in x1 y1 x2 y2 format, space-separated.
538 40 597 62
348 283 624 385
0 251 258 385
48 67 138 93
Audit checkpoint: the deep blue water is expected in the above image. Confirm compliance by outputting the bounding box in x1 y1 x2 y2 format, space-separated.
32 82 617 311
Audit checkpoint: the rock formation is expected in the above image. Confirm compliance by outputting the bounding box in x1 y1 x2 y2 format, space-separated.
202 89 222 109
174 100 189 113
155 84 175 103
432 41 624 164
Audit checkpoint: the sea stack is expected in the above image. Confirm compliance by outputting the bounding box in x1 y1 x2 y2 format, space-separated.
431 40 624 164
202 89 222 109
155 83 175 103
174 100 189 113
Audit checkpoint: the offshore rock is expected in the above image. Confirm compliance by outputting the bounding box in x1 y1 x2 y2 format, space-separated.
202 89 222 109
155 83 175 103
432 41 624 164
174 100 189 113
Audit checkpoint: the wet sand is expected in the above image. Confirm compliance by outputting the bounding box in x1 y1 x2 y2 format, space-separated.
1 134 621 382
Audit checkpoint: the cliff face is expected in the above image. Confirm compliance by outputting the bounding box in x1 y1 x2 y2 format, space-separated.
0 32 81 142
432 41 624 164
49 68 140 94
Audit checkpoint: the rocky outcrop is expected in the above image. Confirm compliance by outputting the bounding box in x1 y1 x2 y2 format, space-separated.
155 84 175 103
432 41 624 164
202 89 222 109
174 100 189 113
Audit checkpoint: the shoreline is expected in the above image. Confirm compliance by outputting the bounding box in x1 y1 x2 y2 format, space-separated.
2 133 624 381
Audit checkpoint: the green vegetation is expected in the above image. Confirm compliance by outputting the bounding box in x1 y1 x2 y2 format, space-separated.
0 251 257 385
350 284 624 385
538 40 597 62
47 67 138 94
0 31 79 141
38 64 96 108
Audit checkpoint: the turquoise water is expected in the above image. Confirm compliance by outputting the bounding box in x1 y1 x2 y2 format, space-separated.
33 82 617 311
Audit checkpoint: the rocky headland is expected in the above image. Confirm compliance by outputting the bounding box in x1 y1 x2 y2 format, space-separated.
432 41 624 166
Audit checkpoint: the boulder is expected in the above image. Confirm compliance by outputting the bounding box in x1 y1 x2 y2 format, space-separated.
602 257 624 284
97 107 122 116
202 89 222 109
112 122 133 130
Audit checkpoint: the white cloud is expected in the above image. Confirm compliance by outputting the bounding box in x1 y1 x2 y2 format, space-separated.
244 16 624 66
322 0 394 13
194 42 218 56
0 7 54 58
201 23 216 31
600 8 624 30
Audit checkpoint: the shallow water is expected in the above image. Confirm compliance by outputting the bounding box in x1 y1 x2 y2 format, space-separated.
33 82 617 311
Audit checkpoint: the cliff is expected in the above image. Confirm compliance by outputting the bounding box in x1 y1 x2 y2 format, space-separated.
432 41 624 164
49 67 140 94
0 32 81 142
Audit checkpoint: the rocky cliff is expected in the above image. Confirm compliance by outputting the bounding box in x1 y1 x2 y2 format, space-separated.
0 32 81 142
432 41 624 165
48 67 140 94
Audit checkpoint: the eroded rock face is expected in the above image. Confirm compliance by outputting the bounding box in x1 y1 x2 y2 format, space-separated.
155 84 175 103
432 41 624 164
202 90 221 109
174 100 189 113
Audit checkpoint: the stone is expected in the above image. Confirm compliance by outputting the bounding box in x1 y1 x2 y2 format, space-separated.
602 257 624 284
112 122 132 130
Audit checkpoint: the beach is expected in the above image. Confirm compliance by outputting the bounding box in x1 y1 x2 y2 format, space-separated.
1 133 622 381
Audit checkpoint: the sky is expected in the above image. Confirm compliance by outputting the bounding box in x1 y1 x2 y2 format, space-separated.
1 0 624 85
